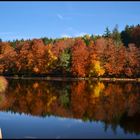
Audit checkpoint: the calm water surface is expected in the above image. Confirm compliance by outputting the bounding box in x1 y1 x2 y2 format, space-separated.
0 78 140 139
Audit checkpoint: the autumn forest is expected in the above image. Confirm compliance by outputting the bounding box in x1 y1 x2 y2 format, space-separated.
0 24 140 78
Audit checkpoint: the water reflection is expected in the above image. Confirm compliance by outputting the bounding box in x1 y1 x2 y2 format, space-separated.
0 76 8 93
0 79 140 136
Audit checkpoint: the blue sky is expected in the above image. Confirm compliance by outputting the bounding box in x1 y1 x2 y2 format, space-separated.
0 1 140 41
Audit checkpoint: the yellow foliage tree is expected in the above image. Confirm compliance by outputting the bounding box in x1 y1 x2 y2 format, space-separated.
42 48 58 74
89 60 105 77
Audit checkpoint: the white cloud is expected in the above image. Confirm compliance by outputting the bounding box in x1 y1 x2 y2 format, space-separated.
74 32 89 37
61 34 71 38
61 32 91 38
57 14 64 20
0 32 13 35
57 14 71 20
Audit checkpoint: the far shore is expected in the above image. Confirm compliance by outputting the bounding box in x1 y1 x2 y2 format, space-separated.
3 76 140 82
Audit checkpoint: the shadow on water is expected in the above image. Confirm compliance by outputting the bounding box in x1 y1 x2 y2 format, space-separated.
0 78 140 137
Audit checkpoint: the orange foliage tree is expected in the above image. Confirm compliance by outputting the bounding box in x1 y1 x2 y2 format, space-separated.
71 38 89 77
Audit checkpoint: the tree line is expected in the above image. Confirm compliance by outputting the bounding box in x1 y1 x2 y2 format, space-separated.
0 24 140 78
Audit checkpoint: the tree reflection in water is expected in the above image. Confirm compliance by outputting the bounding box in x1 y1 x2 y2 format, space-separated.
0 76 8 93
0 79 140 135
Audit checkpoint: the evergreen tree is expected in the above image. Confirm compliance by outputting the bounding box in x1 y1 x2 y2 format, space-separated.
121 25 132 47
104 27 111 38
112 24 122 47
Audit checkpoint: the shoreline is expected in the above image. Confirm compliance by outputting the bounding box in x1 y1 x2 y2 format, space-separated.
3 76 140 82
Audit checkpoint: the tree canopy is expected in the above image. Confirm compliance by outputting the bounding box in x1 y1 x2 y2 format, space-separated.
0 24 140 78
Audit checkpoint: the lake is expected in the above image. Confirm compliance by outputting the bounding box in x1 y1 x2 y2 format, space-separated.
0 78 140 139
